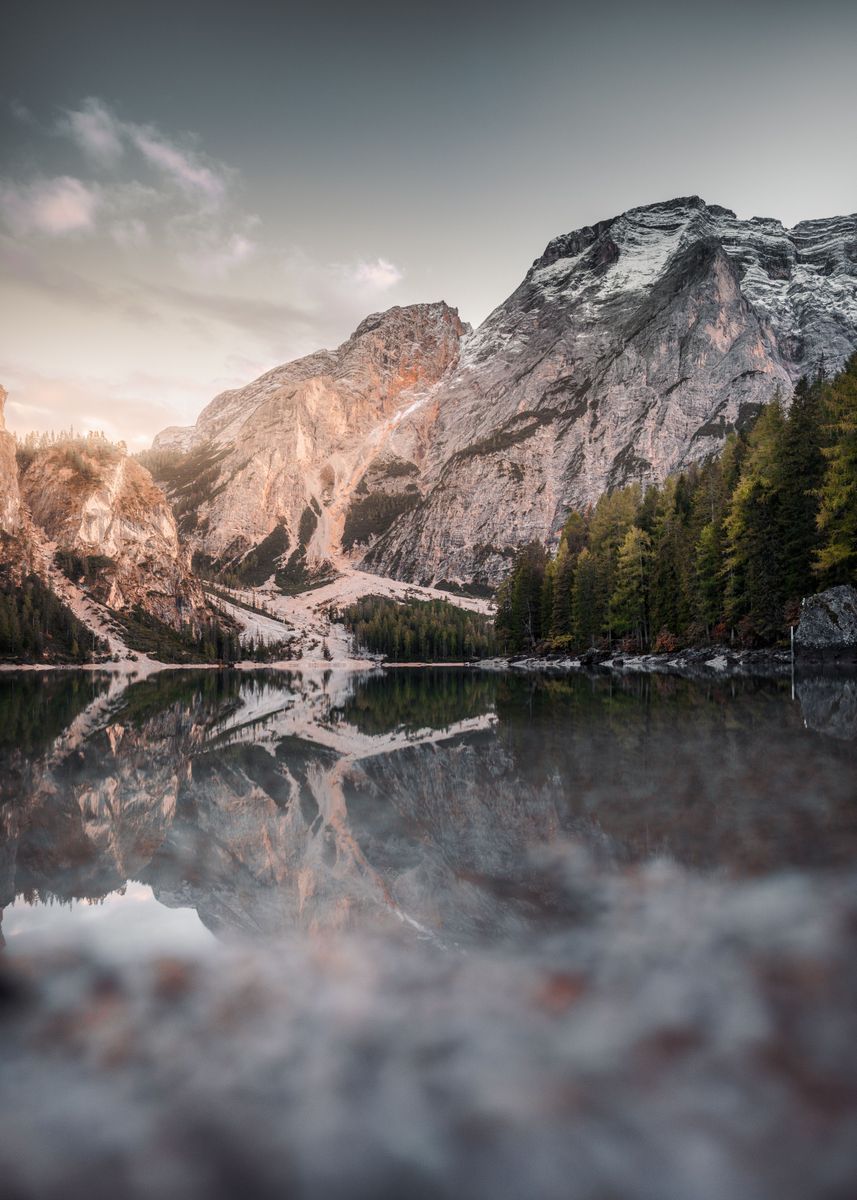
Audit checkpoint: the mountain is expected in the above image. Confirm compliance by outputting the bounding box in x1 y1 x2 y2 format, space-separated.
150 197 857 590
147 302 468 584
0 387 22 538
365 197 857 583
17 435 208 632
1 409 214 660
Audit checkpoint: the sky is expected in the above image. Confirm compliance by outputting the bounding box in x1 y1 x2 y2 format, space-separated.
2 0 856 447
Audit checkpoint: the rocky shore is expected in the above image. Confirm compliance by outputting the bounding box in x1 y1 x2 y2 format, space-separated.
479 645 795 680
481 586 857 681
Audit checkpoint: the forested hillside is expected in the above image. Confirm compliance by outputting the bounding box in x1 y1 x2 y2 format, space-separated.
495 356 857 655
0 568 107 663
340 595 497 661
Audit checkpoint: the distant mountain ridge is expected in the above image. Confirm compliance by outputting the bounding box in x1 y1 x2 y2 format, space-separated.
1 384 213 660
142 196 855 587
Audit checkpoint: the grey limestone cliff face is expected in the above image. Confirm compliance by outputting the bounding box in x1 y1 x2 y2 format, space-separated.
365 198 857 584
0 386 21 537
151 198 857 587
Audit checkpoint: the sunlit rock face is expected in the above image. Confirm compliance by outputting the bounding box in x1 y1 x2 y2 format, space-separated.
151 199 856 589
0 386 21 537
18 438 207 631
365 198 857 584
150 302 469 569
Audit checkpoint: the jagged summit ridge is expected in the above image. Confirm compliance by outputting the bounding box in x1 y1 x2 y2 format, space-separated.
514 196 856 377
155 301 466 457
363 197 857 584
150 301 469 567
151 197 857 587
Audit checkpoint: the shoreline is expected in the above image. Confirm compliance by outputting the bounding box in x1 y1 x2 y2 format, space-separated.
3 650 856 680
476 646 857 680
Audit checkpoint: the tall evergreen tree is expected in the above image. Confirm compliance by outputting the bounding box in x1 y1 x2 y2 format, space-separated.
550 510 587 637
776 375 826 602
816 354 857 585
610 526 652 647
495 542 548 652
723 400 787 641
571 548 601 648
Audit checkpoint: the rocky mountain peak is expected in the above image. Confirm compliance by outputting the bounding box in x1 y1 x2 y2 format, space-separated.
148 301 471 569
17 435 206 631
146 196 856 591
0 385 21 537
363 198 857 586
350 300 466 342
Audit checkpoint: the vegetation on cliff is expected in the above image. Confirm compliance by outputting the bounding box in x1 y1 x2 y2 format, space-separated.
0 567 107 663
495 357 857 654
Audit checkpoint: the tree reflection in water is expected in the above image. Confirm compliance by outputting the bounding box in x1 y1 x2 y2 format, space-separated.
0 666 856 1200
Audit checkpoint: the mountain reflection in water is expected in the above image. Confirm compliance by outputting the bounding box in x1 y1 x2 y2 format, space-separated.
1 666 856 1200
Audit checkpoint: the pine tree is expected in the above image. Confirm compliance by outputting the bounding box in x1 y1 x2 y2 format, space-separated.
776 375 826 602
816 354 857 585
609 526 652 648
550 511 586 637
648 478 693 640
540 557 555 643
571 548 601 649
694 522 723 636
723 400 787 642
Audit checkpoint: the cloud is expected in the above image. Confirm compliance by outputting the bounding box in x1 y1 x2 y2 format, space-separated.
61 97 124 165
0 176 101 236
280 248 407 310
9 99 37 126
177 227 258 278
351 257 404 290
128 125 227 204
60 98 228 204
151 281 313 347
111 217 149 248
0 362 222 447
0 236 163 329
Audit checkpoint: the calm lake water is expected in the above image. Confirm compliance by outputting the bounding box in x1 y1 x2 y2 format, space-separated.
1 666 856 1199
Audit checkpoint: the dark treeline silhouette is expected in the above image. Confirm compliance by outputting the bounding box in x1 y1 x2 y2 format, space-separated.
341 595 497 661
0 569 107 663
0 672 110 759
114 604 293 665
495 355 857 655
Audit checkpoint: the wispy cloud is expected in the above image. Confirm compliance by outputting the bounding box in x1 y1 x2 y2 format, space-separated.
128 125 227 204
1 98 412 446
0 362 227 447
352 257 403 290
61 97 124 165
175 223 259 278
111 217 149 248
0 176 101 236
8 99 37 127
61 98 228 205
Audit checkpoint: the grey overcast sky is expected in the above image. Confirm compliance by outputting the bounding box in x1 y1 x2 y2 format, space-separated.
2 0 855 445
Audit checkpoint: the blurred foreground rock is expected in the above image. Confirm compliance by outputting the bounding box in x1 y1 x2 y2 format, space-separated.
2 853 857 1200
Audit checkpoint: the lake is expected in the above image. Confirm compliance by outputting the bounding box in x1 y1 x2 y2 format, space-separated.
1 666 856 1199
